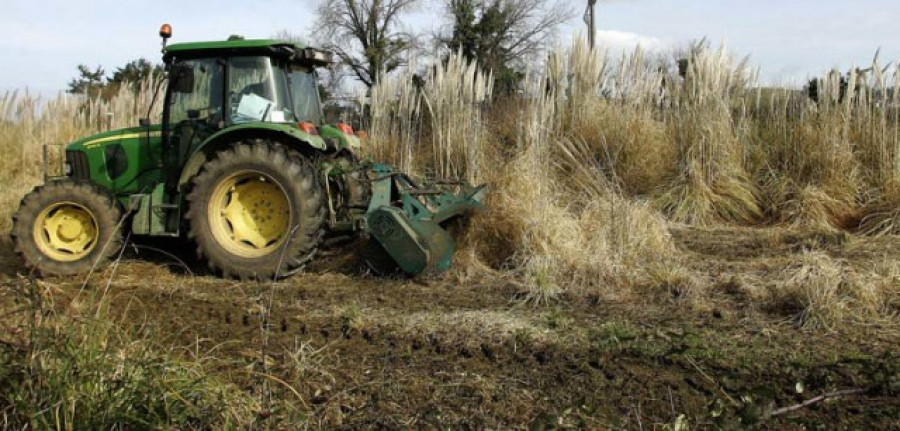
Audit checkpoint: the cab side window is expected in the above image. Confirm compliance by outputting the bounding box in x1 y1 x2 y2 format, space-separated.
168 59 224 124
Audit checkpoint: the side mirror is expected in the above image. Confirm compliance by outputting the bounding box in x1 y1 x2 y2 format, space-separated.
170 64 194 94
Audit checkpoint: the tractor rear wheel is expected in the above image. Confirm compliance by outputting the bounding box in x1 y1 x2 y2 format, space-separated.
185 140 325 280
11 180 123 276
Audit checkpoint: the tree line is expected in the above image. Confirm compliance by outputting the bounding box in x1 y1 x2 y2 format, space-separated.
314 0 572 94
67 59 164 99
69 0 573 97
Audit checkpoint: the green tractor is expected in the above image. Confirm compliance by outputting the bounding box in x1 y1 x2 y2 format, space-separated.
11 25 485 280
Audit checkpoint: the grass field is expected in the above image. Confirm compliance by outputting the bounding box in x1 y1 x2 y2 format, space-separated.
1 41 898 428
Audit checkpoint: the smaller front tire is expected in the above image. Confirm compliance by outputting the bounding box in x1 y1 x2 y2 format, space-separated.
11 181 123 276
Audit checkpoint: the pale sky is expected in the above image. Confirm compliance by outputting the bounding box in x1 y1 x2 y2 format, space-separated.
2 0 898 96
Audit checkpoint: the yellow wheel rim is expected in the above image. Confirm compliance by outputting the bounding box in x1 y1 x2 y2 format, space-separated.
208 170 291 258
33 202 99 262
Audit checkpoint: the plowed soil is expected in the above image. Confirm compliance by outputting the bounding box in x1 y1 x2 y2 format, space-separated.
1 227 898 429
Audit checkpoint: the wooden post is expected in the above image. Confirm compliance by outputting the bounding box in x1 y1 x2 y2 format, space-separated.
587 0 597 49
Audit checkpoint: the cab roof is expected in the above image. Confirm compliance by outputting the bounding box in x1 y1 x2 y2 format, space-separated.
163 39 310 63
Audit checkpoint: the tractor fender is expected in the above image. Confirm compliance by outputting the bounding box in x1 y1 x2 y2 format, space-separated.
319 124 361 151
177 123 326 190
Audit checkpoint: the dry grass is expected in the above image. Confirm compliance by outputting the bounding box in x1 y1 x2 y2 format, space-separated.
859 185 900 235
361 40 900 318
749 84 860 230
768 252 886 329
369 48 679 303
366 53 492 181
750 61 900 232
655 42 762 225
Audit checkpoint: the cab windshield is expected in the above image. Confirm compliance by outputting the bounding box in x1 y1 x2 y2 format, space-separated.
289 68 322 124
228 56 295 124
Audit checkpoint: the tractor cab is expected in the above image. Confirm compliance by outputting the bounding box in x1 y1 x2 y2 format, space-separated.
160 34 334 168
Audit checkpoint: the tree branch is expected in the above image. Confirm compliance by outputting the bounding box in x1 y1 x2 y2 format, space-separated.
769 388 867 418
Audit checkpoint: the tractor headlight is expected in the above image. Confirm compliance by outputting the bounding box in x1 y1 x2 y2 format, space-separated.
64 162 73 176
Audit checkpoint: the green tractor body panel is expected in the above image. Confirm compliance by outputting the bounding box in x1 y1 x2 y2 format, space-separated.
319 125 360 151
66 125 164 201
46 34 485 277
201 122 326 151
175 122 327 189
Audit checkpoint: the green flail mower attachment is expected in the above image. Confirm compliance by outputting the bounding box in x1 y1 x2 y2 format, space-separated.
362 164 486 275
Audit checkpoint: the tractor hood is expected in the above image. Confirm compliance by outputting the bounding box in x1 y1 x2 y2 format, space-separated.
64 125 165 197
67 125 163 151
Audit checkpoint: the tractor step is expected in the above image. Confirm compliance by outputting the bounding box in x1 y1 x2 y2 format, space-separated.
130 186 181 237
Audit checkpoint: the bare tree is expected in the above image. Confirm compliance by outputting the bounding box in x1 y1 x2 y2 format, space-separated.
440 0 573 91
314 0 419 89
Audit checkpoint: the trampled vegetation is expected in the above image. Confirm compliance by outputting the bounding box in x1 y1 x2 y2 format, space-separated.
1 40 899 427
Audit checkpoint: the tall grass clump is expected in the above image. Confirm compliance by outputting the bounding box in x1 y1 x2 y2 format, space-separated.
487 73 678 301
421 53 494 182
551 41 677 195
746 56 900 232
366 62 423 175
750 74 862 230
0 278 254 428
367 52 493 182
848 61 900 235
368 43 680 301
656 41 762 225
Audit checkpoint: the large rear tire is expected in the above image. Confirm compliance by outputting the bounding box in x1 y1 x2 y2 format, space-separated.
185 140 325 280
11 180 123 276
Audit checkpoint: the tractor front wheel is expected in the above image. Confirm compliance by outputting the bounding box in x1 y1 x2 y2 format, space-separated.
186 140 325 280
11 181 123 276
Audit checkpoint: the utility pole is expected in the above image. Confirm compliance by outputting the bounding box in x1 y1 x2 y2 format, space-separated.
585 0 597 49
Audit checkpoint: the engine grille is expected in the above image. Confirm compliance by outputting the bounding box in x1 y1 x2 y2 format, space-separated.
66 150 90 180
